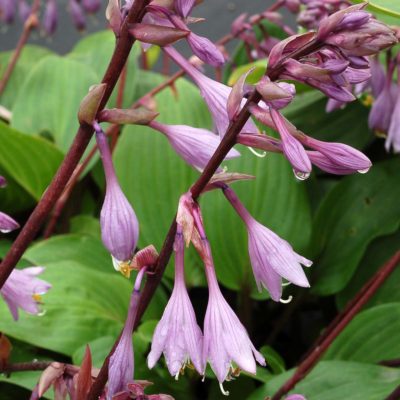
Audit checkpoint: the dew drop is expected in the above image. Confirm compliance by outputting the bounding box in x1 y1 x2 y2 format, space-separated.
357 167 370 174
0 229 12 233
294 170 310 181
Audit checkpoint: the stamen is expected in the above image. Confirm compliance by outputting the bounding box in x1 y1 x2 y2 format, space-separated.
32 293 42 302
280 295 293 304
281 281 291 287
119 262 131 278
219 383 230 396
175 372 180 381
247 146 267 158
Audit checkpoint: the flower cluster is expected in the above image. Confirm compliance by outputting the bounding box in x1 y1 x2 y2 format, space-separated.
0 0 101 34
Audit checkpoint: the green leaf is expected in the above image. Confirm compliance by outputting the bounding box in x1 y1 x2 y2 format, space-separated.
68 30 140 109
11 55 98 152
248 361 400 400
0 45 52 110
227 60 267 86
311 158 400 296
336 230 400 309
70 215 101 238
114 72 311 294
324 303 400 363
351 0 400 19
0 121 63 201
24 234 112 273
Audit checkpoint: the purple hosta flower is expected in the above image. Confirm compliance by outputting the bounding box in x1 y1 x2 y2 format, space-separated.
319 4 398 56
0 0 16 23
18 0 31 22
256 77 296 110
1 267 51 321
368 64 397 134
299 135 372 174
175 0 195 18
369 57 386 98
69 0 86 31
147 228 203 378
108 268 146 399
164 46 259 138
286 395 307 400
148 5 225 67
149 120 240 171
0 211 19 233
81 0 101 14
223 186 311 302
95 123 139 276
307 151 364 175
203 256 265 390
284 0 300 14
42 0 58 36
385 85 400 153
268 107 311 180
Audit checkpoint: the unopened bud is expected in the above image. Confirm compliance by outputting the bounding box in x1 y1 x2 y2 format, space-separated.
130 23 189 46
78 84 107 125
98 107 159 125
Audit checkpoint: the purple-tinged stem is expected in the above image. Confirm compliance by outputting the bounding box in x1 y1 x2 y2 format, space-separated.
0 0 152 289
271 251 400 400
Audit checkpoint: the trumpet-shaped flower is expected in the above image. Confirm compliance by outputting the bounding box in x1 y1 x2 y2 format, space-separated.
149 121 240 171
147 229 203 377
223 186 311 301
203 260 265 387
164 46 259 138
1 267 51 321
95 123 139 274
385 87 400 153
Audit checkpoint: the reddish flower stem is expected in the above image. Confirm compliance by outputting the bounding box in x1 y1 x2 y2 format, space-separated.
0 0 152 288
0 0 41 96
271 251 400 400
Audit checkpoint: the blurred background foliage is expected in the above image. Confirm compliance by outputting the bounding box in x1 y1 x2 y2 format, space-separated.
0 0 400 398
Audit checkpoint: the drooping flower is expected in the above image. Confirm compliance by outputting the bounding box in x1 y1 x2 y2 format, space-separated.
223 186 311 301
298 135 372 173
148 120 240 171
69 0 86 31
203 255 266 389
1 267 51 321
42 0 58 36
385 85 400 153
368 64 397 134
164 46 259 138
175 0 195 18
0 211 19 233
81 0 101 14
94 122 139 275
108 268 146 399
18 0 31 22
147 227 204 377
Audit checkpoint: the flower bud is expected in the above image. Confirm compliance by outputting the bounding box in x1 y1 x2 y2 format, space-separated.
78 84 107 125
98 107 159 125
42 0 58 35
106 0 122 35
69 0 86 31
129 23 189 46
81 0 101 14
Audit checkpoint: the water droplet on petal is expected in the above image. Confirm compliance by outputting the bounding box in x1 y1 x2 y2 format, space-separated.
0 229 12 233
294 170 310 181
357 167 370 174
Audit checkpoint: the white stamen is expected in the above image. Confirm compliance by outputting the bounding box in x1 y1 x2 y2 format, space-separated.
282 281 291 287
219 383 230 396
247 146 267 158
175 372 180 381
279 295 293 304
202 375 206 382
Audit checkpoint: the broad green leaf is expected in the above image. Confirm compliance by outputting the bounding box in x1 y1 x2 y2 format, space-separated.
24 234 112 273
351 0 400 18
114 72 311 294
337 230 400 309
324 303 400 363
311 158 400 295
0 45 52 110
68 30 140 109
70 215 101 238
0 121 63 201
285 91 372 149
11 55 98 152
248 361 400 400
